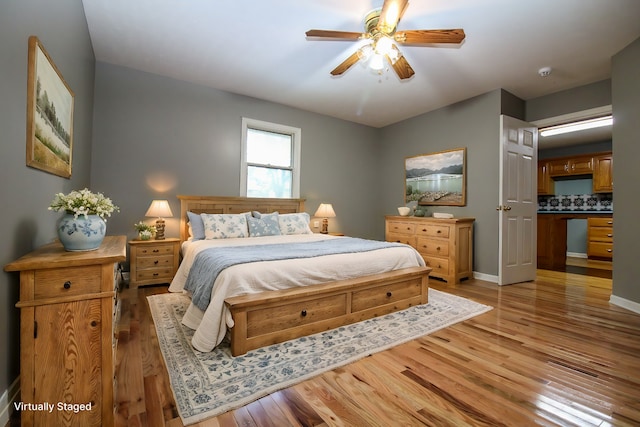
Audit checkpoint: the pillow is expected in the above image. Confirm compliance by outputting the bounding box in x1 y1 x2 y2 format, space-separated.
187 211 206 240
278 212 313 235
201 213 248 239
247 213 282 237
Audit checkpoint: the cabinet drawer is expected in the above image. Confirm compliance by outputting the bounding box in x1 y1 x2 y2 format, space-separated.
386 221 416 235
588 242 613 258
416 237 449 256
351 279 423 313
386 233 416 247
247 294 347 338
34 265 102 299
135 244 175 256
589 227 613 242
415 224 450 239
137 255 175 270
135 268 174 282
588 217 613 228
422 256 450 276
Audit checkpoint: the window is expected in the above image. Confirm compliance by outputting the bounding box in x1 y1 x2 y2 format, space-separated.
241 118 301 198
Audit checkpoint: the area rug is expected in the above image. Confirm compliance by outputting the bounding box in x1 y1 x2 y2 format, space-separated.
148 289 492 425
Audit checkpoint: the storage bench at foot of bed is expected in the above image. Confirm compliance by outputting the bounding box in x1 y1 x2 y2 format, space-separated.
224 266 431 356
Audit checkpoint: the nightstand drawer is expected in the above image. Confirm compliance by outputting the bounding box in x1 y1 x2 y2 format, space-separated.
135 268 174 282
34 265 102 299
137 255 175 270
135 244 175 256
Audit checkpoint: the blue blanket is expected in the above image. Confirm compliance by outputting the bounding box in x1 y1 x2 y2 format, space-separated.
184 237 404 310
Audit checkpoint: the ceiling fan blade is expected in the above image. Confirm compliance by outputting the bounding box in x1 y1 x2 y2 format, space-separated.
306 29 364 40
395 29 466 44
331 51 361 76
378 0 409 33
389 55 415 80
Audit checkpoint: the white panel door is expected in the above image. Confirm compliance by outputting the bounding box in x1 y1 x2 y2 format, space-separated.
498 115 538 285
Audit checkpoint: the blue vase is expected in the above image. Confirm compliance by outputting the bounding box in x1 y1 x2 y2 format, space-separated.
57 213 106 251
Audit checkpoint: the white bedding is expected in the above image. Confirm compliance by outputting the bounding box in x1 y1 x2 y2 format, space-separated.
168 234 425 352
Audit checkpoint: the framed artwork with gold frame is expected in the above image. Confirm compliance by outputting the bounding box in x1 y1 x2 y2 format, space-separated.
26 36 74 178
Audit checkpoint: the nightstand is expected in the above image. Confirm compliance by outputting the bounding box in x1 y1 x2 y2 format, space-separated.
129 238 180 288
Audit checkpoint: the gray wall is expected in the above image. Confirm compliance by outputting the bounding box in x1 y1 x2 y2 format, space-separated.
377 89 524 277
0 0 95 399
90 63 382 242
526 79 612 121
612 37 640 303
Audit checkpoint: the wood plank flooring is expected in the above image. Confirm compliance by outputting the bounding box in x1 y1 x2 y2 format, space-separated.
113 271 640 426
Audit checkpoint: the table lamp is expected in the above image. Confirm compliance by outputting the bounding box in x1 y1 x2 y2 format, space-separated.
145 200 173 240
314 203 336 234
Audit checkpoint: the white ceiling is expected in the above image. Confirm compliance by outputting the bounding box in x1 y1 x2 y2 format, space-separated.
82 0 640 130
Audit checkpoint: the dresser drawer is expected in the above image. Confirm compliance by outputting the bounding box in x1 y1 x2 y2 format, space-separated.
416 237 449 256
135 268 174 282
137 255 175 270
247 294 347 338
134 244 175 257
415 224 450 239
589 227 613 242
422 256 450 276
351 278 423 313
34 265 102 299
386 221 416 235
588 217 613 228
588 242 613 258
386 233 416 247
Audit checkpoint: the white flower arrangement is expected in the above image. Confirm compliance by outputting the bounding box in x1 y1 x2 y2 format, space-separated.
134 221 156 233
49 188 119 221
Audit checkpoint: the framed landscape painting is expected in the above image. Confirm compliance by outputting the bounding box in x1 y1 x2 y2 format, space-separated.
26 36 74 178
405 147 467 206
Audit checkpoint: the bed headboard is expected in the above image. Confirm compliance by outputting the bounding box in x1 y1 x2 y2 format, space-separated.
177 195 306 243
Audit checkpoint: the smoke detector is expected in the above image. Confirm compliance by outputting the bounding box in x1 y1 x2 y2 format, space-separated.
538 67 552 77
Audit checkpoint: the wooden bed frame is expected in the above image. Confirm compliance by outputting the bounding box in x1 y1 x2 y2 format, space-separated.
177 195 431 356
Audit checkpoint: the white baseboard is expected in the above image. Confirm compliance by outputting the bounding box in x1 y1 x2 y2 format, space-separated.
567 252 588 259
473 271 498 283
610 295 640 315
0 377 19 426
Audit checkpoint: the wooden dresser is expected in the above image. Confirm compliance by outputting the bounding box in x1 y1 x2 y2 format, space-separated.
129 238 180 288
385 216 474 284
4 236 126 426
587 216 613 259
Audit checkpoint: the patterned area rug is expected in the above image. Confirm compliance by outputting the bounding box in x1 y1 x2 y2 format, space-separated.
148 289 492 425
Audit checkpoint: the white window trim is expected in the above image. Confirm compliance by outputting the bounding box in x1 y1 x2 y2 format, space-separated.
240 117 301 198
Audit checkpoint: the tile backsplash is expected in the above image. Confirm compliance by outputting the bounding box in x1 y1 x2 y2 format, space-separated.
538 194 613 212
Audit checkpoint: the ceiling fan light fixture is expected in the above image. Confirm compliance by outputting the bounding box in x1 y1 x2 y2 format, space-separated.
357 44 373 61
369 53 385 71
375 36 394 56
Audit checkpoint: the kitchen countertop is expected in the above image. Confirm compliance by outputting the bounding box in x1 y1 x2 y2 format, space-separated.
537 211 612 215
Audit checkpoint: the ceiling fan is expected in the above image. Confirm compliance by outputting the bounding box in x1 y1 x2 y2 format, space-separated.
305 0 465 80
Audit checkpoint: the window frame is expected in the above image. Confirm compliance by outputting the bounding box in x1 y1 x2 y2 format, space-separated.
240 117 301 198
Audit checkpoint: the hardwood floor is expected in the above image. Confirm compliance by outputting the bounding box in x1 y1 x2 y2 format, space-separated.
114 271 640 426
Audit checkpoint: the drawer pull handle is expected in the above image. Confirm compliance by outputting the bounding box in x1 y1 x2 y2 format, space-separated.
436 246 441 251
607 234 612 237
154 260 159 264
153 273 159 276
422 229 427 232
607 221 613 225
437 230 442 234
90 321 97 327
300 310 307 317
386 291 392 298
153 249 160 253
607 249 612 253
63 281 71 289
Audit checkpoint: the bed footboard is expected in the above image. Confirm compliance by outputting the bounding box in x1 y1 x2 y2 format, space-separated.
224 266 431 356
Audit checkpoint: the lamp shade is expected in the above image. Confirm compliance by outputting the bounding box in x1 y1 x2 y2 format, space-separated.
145 200 173 218
314 203 336 218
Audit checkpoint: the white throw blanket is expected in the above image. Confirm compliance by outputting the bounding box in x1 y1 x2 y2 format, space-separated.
169 234 425 352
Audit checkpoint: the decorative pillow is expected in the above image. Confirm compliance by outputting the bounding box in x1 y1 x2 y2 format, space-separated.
187 211 206 240
278 212 313 235
247 213 282 237
201 213 248 239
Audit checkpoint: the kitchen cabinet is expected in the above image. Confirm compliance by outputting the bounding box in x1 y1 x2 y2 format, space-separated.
587 217 613 259
593 153 613 193
537 161 554 195
548 155 593 177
